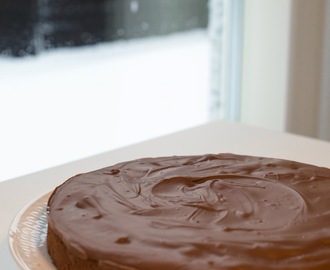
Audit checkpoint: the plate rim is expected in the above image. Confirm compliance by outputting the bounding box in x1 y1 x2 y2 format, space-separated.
8 190 53 270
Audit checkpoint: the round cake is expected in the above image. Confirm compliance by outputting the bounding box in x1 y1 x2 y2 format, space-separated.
47 153 330 270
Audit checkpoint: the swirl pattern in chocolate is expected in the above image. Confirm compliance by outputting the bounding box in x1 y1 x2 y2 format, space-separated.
47 153 330 270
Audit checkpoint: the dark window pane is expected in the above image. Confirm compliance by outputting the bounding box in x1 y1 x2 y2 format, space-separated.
0 0 208 57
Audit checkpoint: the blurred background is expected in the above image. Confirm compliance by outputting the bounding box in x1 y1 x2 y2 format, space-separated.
1 0 330 182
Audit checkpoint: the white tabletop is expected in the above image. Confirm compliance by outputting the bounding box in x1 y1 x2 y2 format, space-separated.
2 120 330 270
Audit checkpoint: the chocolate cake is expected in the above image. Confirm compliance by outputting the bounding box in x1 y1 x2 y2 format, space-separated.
46 153 330 269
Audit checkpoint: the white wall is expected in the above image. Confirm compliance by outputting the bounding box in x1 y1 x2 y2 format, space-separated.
241 0 292 132
286 0 326 139
319 0 330 141
241 0 330 141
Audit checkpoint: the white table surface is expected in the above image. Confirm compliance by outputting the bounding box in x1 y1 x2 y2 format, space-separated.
2 120 330 270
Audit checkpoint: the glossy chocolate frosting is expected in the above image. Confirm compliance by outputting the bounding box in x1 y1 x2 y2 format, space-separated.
47 153 330 269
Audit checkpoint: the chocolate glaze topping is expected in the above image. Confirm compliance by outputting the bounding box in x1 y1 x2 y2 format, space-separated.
47 153 330 269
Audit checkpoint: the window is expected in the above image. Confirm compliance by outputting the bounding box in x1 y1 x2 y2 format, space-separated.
0 0 244 181
0 0 208 56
